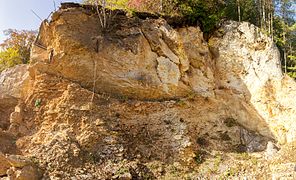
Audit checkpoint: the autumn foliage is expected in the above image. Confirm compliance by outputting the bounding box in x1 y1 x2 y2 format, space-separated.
0 29 36 72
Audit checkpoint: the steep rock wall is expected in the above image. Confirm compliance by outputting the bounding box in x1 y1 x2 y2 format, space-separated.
209 21 296 144
0 65 30 130
30 7 214 100
29 6 296 144
1 3 296 179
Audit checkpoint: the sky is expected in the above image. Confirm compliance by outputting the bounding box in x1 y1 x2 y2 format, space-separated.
0 0 82 43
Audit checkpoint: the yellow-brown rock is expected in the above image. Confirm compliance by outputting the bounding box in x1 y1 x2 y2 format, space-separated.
1 3 296 179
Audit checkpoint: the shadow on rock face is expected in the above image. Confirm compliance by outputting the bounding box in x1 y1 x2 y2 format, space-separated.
0 96 17 130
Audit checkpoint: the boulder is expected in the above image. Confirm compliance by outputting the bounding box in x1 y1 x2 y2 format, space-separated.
0 153 11 176
0 153 41 180
0 130 19 154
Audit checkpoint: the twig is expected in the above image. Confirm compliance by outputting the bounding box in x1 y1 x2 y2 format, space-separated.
46 12 53 20
53 0 57 11
31 9 43 22
34 42 47 50
95 1 104 28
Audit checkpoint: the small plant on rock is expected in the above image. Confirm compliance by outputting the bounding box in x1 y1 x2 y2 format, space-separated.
34 99 42 108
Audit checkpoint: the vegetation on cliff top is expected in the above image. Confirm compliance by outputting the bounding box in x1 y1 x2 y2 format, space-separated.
83 0 295 78
0 0 295 78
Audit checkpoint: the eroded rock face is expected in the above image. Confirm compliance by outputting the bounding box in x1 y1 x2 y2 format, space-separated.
209 21 296 144
0 64 30 99
0 65 30 130
1 4 296 179
30 8 214 100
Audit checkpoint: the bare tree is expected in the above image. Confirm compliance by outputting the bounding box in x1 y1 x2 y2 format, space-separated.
94 0 108 28
237 0 241 22
84 0 127 29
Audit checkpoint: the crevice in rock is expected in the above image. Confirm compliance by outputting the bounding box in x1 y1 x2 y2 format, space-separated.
139 28 164 85
140 27 182 86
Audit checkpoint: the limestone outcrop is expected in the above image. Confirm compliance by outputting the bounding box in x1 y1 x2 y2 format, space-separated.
209 21 296 144
1 3 296 179
0 65 29 130
30 7 214 100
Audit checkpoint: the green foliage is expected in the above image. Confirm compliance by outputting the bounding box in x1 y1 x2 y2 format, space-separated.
288 71 296 78
173 0 226 34
194 150 207 164
0 48 22 72
272 0 296 78
223 167 239 177
224 0 259 25
35 99 42 108
0 29 36 72
83 0 129 9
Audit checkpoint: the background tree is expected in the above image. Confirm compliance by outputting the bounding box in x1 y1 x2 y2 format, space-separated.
273 0 295 76
0 29 36 72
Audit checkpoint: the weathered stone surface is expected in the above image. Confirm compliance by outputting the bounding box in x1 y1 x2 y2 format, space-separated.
30 9 213 100
0 95 17 130
209 21 296 144
265 141 278 160
0 131 19 154
0 153 10 176
156 56 180 92
6 165 41 180
0 65 30 130
0 64 30 99
5 154 32 168
0 153 39 179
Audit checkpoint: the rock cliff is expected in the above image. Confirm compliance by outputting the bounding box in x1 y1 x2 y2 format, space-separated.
1 3 296 179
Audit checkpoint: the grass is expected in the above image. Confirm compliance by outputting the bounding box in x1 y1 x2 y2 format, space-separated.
194 150 207 165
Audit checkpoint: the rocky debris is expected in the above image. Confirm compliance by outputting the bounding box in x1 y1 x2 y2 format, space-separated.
239 128 270 153
270 163 296 179
265 141 279 160
0 153 41 180
8 103 30 137
0 153 11 176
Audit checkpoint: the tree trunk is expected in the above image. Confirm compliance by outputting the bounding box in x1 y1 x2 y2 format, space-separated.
270 9 273 40
237 0 241 22
283 32 287 73
262 0 266 29
259 0 262 28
